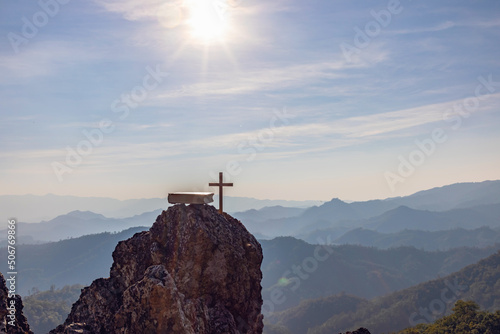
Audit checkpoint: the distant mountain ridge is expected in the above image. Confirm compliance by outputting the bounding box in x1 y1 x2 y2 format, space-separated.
309 251 500 334
237 180 500 239
243 201 500 240
333 226 500 251
5 180 499 247
0 210 162 244
0 227 150 295
265 250 500 334
388 180 500 210
363 203 500 233
2 230 497 306
260 237 499 311
0 194 322 223
64 210 106 220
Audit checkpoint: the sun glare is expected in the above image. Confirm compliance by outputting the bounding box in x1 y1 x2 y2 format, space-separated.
187 0 231 43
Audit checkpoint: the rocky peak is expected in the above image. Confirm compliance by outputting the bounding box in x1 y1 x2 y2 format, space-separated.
51 204 264 334
0 272 33 334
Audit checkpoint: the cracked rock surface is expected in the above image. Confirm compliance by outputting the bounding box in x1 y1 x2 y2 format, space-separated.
50 204 264 334
0 272 33 334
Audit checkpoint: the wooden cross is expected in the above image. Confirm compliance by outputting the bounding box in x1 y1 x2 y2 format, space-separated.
209 172 233 214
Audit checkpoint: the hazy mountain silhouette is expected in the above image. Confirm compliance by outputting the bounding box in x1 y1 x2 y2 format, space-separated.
0 227 149 295
233 206 307 222
237 180 500 239
362 204 500 233
0 210 161 244
260 237 499 312
264 294 365 334
388 180 500 211
244 202 500 240
0 194 168 222
333 226 500 251
2 231 497 306
0 194 321 223
291 251 500 334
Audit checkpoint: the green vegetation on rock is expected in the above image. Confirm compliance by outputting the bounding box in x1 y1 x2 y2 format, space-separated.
399 300 500 334
23 285 84 334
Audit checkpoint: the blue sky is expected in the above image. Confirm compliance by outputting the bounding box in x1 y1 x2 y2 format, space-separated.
1 0 500 201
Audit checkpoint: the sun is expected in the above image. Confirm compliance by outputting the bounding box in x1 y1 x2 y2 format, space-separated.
186 0 231 43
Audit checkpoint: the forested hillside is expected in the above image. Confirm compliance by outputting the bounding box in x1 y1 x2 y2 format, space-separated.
398 300 500 334
262 237 499 311
264 251 500 334
23 285 84 334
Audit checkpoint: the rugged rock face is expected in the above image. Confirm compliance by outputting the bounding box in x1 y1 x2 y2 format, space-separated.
51 204 264 334
343 328 371 334
0 272 33 334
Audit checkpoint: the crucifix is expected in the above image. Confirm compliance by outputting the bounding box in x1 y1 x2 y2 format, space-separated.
209 172 233 214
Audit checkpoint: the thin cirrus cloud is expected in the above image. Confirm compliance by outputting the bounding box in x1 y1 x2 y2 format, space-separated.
0 41 100 83
87 85 500 173
144 92 500 158
93 0 183 21
153 58 368 100
1 0 499 201
389 21 456 35
93 0 292 21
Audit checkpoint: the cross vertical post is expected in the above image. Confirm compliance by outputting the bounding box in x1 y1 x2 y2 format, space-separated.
209 172 233 214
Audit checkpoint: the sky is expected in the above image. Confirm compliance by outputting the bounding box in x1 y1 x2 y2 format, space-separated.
1 0 500 202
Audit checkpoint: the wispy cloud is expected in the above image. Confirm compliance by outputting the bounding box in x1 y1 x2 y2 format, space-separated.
153 58 371 99
390 21 455 35
93 0 182 21
181 92 500 153
0 41 98 83
94 0 294 22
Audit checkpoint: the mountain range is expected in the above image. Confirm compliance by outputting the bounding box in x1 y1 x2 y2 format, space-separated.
3 227 498 308
0 194 321 223
260 237 499 312
2 180 499 246
0 227 149 295
2 180 499 334
264 250 500 334
332 226 500 251
233 180 500 239
0 210 160 245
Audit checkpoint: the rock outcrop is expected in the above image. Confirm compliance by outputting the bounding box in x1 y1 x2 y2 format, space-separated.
343 328 371 334
0 272 33 334
51 204 264 334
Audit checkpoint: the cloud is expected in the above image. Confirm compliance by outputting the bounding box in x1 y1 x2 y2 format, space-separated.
179 91 500 154
3 92 499 185
93 0 182 21
389 21 456 35
389 18 500 36
94 0 293 21
0 41 99 83
153 57 370 100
